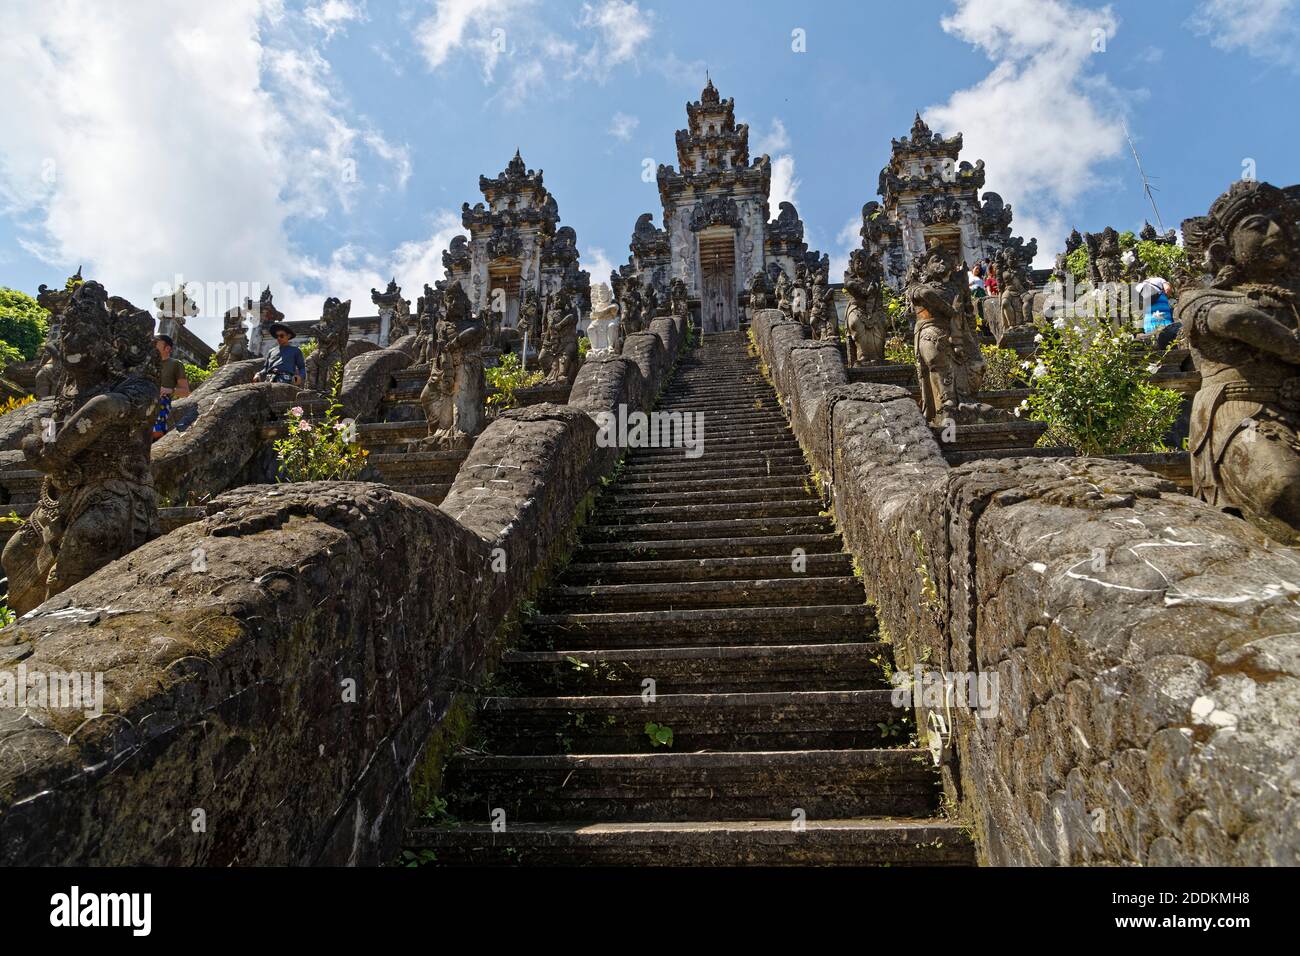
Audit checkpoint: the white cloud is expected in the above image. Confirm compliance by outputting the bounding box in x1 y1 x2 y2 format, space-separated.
415 0 531 80
305 0 367 39
415 0 654 95
582 245 616 288
924 0 1127 264
576 1 654 76
769 155 801 210
751 118 790 156
0 0 423 344
290 209 466 316
1188 0 1300 70
609 112 640 141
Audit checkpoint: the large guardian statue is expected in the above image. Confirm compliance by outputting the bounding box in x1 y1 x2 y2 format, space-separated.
1177 179 1300 543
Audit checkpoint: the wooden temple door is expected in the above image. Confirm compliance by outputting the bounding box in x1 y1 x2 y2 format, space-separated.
698 231 737 333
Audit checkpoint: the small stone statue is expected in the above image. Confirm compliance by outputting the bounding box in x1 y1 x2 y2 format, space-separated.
414 283 441 365
643 284 661 323
305 297 351 392
421 282 486 449
807 270 835 341
520 288 542 361
586 282 621 356
2 280 161 614
669 277 689 318
843 249 888 364
216 303 252 365
371 277 412 344
540 289 580 387
905 242 991 425
1176 179 1300 543
792 263 811 323
1085 227 1124 285
618 276 644 338
775 270 794 316
32 269 82 399
748 271 773 312
251 287 285 352
153 280 198 341
995 246 1031 336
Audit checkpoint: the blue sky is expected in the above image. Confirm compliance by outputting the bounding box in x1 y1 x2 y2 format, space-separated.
1 0 1297 344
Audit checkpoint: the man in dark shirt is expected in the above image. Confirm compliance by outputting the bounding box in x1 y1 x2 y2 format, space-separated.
253 322 306 385
152 334 191 441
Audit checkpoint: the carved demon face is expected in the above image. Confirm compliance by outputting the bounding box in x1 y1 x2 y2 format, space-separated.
58 282 116 385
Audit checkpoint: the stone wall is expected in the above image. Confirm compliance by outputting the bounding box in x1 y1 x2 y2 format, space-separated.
748 308 1300 866
0 321 687 865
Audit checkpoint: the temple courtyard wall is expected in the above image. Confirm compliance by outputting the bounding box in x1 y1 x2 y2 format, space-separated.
750 308 1300 866
0 319 684 865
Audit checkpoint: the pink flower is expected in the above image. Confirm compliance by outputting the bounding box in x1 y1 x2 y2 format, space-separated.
290 406 304 418
297 420 312 432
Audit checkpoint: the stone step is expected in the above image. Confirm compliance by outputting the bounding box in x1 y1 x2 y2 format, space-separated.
356 421 428 446
604 483 816 508
366 449 468 478
573 532 844 562
616 462 810 485
624 436 800 458
581 514 833 542
560 551 852 585
500 641 887 694
478 689 901 754
408 817 972 866
684 423 792 440
542 575 864 613
619 450 807 475
441 749 940 822
610 473 811 496
594 498 824 525
525 603 876 649
391 482 453 504
931 419 1049 453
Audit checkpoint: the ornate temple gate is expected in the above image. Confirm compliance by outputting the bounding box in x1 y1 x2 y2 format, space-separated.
698 229 738 333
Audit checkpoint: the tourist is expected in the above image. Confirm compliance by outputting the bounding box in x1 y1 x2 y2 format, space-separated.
151 334 190 442
985 262 1000 297
253 322 306 385
968 264 987 299
1138 276 1179 347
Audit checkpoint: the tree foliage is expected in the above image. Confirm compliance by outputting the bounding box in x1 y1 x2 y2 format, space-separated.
0 288 50 361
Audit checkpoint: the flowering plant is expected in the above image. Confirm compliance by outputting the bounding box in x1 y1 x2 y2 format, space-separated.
273 366 368 481
1018 315 1182 456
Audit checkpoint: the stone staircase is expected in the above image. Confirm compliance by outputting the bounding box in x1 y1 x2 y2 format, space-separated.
406 330 973 866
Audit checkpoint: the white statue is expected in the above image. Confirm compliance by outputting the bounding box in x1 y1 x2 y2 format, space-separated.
586 282 621 356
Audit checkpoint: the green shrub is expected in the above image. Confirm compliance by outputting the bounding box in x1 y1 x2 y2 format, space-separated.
486 351 544 410
884 335 915 367
184 355 218 389
979 344 1027 391
1019 317 1182 456
274 368 368 481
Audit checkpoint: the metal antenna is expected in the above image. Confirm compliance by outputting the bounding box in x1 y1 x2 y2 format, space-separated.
1123 122 1164 233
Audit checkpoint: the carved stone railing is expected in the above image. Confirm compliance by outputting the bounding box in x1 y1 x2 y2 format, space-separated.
750 308 1300 866
0 315 688 865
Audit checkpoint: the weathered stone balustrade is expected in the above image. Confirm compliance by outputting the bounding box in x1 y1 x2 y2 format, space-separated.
0 317 687 865
750 308 1300 866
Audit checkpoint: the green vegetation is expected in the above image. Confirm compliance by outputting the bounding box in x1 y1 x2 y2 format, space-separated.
486 351 544 410
274 367 369 481
1020 317 1183 456
0 288 50 362
185 354 218 390
645 722 674 748
979 344 1028 391
884 335 915 367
